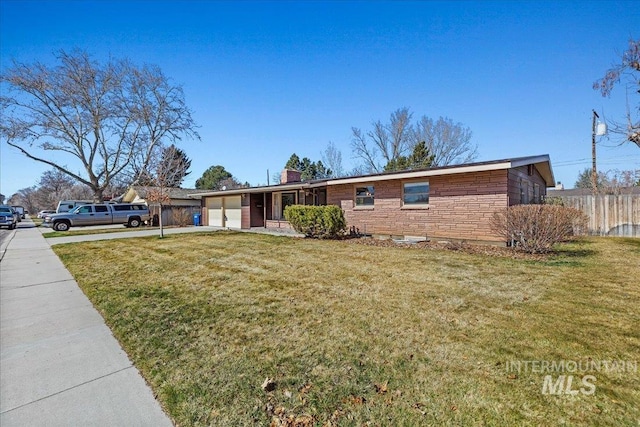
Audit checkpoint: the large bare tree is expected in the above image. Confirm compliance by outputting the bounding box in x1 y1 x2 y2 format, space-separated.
351 107 414 173
413 116 476 167
351 107 476 172
0 50 200 201
593 39 640 148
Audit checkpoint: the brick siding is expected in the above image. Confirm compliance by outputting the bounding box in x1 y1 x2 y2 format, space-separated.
265 219 293 230
507 166 548 205
327 170 510 242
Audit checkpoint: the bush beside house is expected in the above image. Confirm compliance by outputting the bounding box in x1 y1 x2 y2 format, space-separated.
490 204 588 253
284 205 346 238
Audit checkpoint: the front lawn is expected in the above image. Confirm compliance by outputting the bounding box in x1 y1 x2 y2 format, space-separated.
53 233 640 426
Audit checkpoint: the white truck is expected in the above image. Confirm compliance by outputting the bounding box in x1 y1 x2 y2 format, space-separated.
11 205 25 220
43 203 151 231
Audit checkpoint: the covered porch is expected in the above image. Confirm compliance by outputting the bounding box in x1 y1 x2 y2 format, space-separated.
196 182 327 230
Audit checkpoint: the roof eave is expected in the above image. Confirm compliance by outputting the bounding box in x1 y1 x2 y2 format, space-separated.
190 182 311 198
511 155 555 187
326 161 514 185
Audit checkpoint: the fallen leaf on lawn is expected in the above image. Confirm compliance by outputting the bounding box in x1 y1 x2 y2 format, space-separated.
374 381 388 394
299 383 312 394
344 395 366 405
262 377 276 392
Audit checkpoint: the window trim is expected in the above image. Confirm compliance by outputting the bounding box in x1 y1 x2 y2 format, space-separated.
402 180 430 208
281 191 296 215
533 183 540 204
519 178 530 204
354 185 375 208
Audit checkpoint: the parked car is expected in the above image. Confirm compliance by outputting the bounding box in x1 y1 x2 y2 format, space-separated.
37 210 57 219
0 205 18 229
44 203 151 231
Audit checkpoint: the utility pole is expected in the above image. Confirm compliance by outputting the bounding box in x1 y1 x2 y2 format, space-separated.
591 110 599 194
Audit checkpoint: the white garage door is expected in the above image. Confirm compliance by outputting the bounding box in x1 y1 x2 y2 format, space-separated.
207 198 223 227
223 196 242 229
206 196 242 228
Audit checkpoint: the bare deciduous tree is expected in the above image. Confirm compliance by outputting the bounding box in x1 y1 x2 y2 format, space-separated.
38 169 76 205
321 141 345 178
8 187 38 215
351 108 476 172
0 50 200 202
413 116 476 167
593 39 640 148
351 107 414 173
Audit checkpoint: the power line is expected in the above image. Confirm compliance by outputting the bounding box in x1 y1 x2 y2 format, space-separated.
553 155 640 167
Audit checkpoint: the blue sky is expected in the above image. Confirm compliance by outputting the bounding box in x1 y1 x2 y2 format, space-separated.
1 0 638 198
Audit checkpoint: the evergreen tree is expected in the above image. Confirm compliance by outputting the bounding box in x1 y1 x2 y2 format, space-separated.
195 165 233 190
283 153 332 181
158 145 191 187
384 141 435 172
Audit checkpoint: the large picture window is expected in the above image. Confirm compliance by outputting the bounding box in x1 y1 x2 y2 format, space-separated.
355 186 374 206
403 181 429 205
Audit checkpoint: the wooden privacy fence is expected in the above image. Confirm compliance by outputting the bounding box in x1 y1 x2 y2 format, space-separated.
559 195 640 237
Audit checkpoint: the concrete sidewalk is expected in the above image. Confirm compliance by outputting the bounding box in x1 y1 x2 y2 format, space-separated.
0 221 173 426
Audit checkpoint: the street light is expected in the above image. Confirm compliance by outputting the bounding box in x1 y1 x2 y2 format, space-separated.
591 110 607 193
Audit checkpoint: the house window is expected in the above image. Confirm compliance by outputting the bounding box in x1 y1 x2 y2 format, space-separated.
355 186 374 206
519 179 529 204
533 183 540 204
403 181 429 205
281 192 296 216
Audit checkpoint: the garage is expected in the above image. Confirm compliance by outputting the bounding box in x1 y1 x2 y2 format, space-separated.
206 196 242 228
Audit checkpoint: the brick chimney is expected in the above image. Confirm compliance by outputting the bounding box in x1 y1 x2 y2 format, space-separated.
280 169 302 184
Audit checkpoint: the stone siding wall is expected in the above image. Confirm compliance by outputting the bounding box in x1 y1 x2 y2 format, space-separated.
327 170 510 241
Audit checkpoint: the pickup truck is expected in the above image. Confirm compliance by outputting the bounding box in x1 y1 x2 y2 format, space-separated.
43 203 151 231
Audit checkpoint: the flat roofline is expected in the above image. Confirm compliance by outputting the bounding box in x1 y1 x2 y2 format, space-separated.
191 155 555 198
328 155 554 187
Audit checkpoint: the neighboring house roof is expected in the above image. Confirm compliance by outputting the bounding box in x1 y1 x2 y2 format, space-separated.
548 186 640 196
191 154 555 198
123 186 205 203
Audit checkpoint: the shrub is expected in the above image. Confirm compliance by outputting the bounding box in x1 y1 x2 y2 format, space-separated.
172 208 194 227
284 205 347 239
490 205 588 253
543 196 565 206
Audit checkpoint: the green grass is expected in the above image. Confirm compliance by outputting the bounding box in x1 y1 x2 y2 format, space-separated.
53 233 640 426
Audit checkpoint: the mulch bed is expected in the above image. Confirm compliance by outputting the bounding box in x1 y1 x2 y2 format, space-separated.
345 237 549 261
